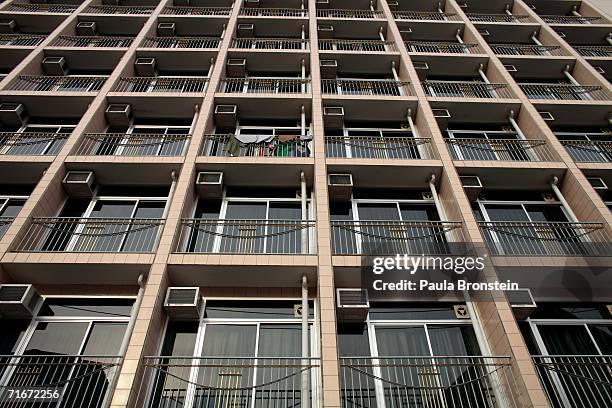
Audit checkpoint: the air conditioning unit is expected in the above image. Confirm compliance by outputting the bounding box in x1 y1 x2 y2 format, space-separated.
164 287 202 319
399 28 413 40
0 103 27 127
336 289 369 322
323 106 344 129
460 175 482 201
477 29 490 36
503 64 518 72
62 171 96 198
157 22 176 37
593 66 605 74
226 58 247 78
135 58 157 77
432 108 451 127
317 24 334 39
196 171 223 199
0 284 40 318
587 177 608 196
237 23 254 38
0 20 17 34
539 111 555 121
214 105 237 127
412 61 429 80
328 173 353 201
316 0 330 8
505 289 536 320
42 56 67 76
76 21 97 36
320 60 338 79
105 104 132 126
386 1 399 10
244 0 260 7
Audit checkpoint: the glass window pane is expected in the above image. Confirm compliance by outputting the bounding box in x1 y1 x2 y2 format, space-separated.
484 204 529 222
82 323 127 355
38 298 133 318
428 325 480 356
589 325 612 354
90 200 136 218
258 324 301 357
160 321 198 356
0 199 26 217
133 201 165 219
538 325 599 355
25 322 89 355
268 202 301 220
357 203 400 221
201 325 257 357
337 324 370 357
225 202 267 219
0 319 29 354
375 326 429 356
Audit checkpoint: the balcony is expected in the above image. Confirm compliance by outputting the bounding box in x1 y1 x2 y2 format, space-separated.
404 41 483 54
422 80 513 99
17 217 164 253
321 79 411 96
556 135 612 163
532 355 612 408
489 44 565 56
200 134 312 158
445 137 555 162
573 45 612 57
113 77 208 93
325 135 435 159
340 356 517 408
0 355 122 408
6 76 106 92
161 6 232 16
540 15 606 25
141 36 221 49
230 37 308 49
466 14 534 23
330 220 462 255
139 357 319 408
0 34 45 47
50 35 134 48
176 219 315 254
219 78 310 94
317 9 384 19
393 11 461 21
319 39 397 52
519 83 609 101
3 3 78 13
81 5 155 15
478 221 611 256
0 131 68 155
240 7 308 17
75 133 190 156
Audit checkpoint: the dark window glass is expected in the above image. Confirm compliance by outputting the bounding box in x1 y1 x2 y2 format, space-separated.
529 304 610 320
201 325 257 357
258 324 301 357
38 298 134 318
82 323 127 355
25 322 89 355
369 303 461 320
203 300 314 319
337 324 370 357
0 319 29 354
589 325 612 354
538 325 599 355
428 325 480 356
161 321 198 356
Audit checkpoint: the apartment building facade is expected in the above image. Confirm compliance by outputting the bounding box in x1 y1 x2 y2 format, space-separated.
0 0 611 407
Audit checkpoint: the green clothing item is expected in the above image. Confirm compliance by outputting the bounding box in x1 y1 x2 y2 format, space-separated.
224 134 241 156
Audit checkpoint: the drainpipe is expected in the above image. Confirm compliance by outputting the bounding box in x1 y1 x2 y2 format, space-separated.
300 105 306 136
220 23 226 39
301 274 309 403
428 174 447 221
455 28 464 44
301 24 305 50
370 0 375 12
406 109 425 158
300 171 308 253
391 61 403 95
508 110 527 140
571 5 582 17
504 3 512 16
189 104 200 135
563 65 580 86
609 113 612 126
154 170 178 250
378 26 385 42
551 176 579 223
477 64 490 83
301 59 306 92
607 34 612 46
531 31 543 46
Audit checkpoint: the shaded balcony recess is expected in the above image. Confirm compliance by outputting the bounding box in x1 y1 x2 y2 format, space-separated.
75 133 190 156
4 3 78 13
17 217 164 253
319 39 397 52
324 135 435 160
340 356 519 408
393 11 461 21
519 83 609 101
113 77 209 93
445 137 555 162
466 13 534 23
0 355 122 408
422 80 513 99
6 76 107 92
230 37 308 49
81 5 155 15
161 6 232 15
321 79 412 96
0 217 14 239
141 36 221 49
0 34 45 47
541 15 606 24
219 78 310 94
574 46 612 57
200 134 312 158
404 41 483 54
490 44 565 56
533 355 612 408
50 36 134 48
555 134 612 163
139 357 320 408
240 7 308 17
0 132 69 155
317 9 384 18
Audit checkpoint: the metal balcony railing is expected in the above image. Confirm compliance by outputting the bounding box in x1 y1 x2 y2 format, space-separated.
422 80 513 98
75 133 190 156
404 41 483 54
141 36 220 49
161 6 232 15
0 355 122 408
532 355 612 408
50 35 134 48
240 7 308 17
219 78 310 94
573 45 612 57
520 83 609 101
318 9 384 18
0 217 14 239
340 356 518 408
138 357 320 408
331 220 462 255
319 39 396 52
557 137 612 163
7 76 106 92
17 217 164 253
478 221 611 256
541 15 606 24
0 34 45 47
325 135 435 159
230 37 308 49
490 44 565 56
176 219 316 254
445 137 556 162
322 79 411 96
82 5 155 14
0 132 69 155
200 134 312 158
113 77 208 93
4 3 78 13
393 11 461 21
466 13 533 23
